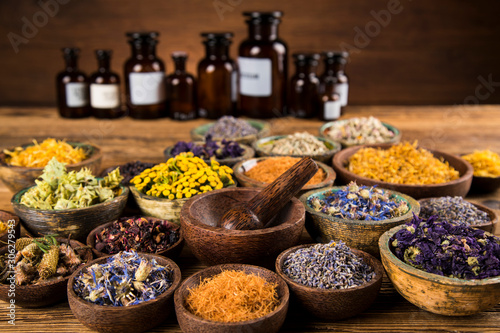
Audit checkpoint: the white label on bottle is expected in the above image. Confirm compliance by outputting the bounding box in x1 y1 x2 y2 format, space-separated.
231 70 238 102
324 100 342 120
238 57 272 97
129 72 166 105
334 83 349 106
65 82 88 107
90 84 120 109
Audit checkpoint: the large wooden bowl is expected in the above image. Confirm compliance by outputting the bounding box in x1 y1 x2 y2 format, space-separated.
275 244 384 320
174 263 289 333
68 253 181 333
0 238 93 308
332 143 473 199
0 210 20 243
180 187 305 268
379 225 500 316
0 142 102 193
190 119 271 145
300 186 420 257
11 185 129 242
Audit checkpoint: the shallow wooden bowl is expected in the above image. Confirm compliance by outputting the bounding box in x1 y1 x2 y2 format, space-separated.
11 185 129 242
233 157 336 198
0 238 92 308
68 253 181 333
253 135 341 165
86 217 184 259
379 225 500 316
0 142 102 193
275 244 383 320
300 186 420 257
469 174 500 193
332 143 473 199
163 142 255 167
0 210 20 243
174 263 289 333
180 187 305 267
190 119 271 145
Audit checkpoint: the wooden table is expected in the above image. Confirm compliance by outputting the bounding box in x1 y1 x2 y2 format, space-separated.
0 106 499 332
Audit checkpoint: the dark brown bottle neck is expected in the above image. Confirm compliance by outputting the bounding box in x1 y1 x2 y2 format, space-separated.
205 44 230 60
324 61 345 76
173 57 186 73
130 43 157 59
295 63 318 76
64 57 79 72
247 22 279 41
97 57 111 73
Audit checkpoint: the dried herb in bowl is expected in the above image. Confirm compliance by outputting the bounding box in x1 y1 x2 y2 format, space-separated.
115 161 155 185
419 196 490 227
324 116 395 145
259 132 330 156
462 149 500 177
171 135 244 159
206 116 258 139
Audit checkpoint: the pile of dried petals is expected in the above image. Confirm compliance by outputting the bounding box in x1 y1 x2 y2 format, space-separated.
462 149 500 177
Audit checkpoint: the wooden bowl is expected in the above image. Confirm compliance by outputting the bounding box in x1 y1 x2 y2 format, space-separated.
275 244 384 320
253 135 341 165
300 186 420 257
0 210 20 243
0 238 93 308
11 185 129 242
0 142 102 193
68 253 181 333
233 157 336 198
180 187 305 267
319 119 401 148
379 225 500 316
174 263 289 333
418 198 498 233
163 142 255 167
190 119 271 145
332 143 473 199
469 174 500 193
86 217 184 259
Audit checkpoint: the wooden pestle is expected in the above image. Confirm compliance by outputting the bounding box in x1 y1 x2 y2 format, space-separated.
220 157 319 230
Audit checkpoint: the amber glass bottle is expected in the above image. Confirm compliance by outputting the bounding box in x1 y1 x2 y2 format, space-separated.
124 32 166 119
197 32 237 119
89 50 123 118
320 51 349 107
56 47 90 118
166 52 197 120
238 11 287 118
318 80 342 121
288 53 320 118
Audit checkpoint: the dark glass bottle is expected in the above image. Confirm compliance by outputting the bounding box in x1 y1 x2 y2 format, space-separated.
238 11 288 118
288 53 320 118
197 32 237 119
166 52 197 120
320 51 349 108
56 47 90 118
89 50 123 119
319 80 342 121
124 32 166 119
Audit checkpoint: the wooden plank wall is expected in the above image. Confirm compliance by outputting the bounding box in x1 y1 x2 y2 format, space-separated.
0 0 499 106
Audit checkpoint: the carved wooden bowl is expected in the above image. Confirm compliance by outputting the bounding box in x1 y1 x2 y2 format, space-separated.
275 244 384 320
174 263 289 333
164 142 255 167
0 210 20 243
190 119 271 146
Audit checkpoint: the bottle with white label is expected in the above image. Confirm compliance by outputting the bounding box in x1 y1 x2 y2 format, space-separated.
124 32 166 119
319 78 342 121
89 50 123 119
56 48 90 118
238 11 288 118
320 51 349 108
197 32 237 119
288 53 321 118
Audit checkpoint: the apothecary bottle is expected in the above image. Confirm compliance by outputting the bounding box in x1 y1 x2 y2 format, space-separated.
318 80 342 121
288 53 320 118
166 52 197 120
197 32 237 119
238 11 288 118
89 50 123 119
124 32 166 119
56 47 90 118
320 51 349 107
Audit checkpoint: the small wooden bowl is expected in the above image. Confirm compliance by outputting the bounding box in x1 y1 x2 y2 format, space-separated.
0 142 102 193
0 238 93 308
180 188 305 267
319 119 401 148
11 185 129 242
233 157 336 198
68 253 181 333
163 142 255 167
379 225 500 316
190 119 271 145
469 174 500 193
253 135 341 165
275 244 384 320
332 143 473 199
418 198 498 233
300 186 420 257
86 217 184 259
174 263 289 333
0 210 20 243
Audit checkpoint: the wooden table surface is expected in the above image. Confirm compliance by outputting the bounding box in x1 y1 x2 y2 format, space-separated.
0 106 499 332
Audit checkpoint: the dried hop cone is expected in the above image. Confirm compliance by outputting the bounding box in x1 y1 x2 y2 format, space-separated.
38 245 60 280
15 237 34 251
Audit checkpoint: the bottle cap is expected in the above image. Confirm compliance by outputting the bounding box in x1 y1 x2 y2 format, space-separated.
243 11 283 23
293 53 320 65
171 51 188 59
323 51 349 60
62 47 80 59
126 31 159 40
95 49 112 59
201 32 233 46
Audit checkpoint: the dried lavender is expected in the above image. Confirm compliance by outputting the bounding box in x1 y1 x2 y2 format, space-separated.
391 215 500 280
282 241 375 289
171 135 244 159
206 116 258 139
116 161 155 185
420 196 490 226
73 251 174 306
309 182 409 221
